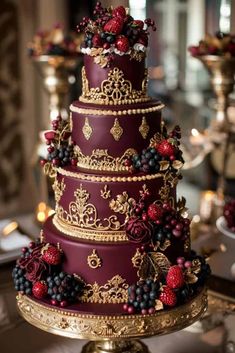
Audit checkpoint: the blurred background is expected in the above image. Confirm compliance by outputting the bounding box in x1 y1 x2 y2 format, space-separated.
1 0 235 219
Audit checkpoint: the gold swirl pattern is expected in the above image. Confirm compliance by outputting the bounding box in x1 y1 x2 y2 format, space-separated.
139 116 149 139
81 275 128 304
82 118 93 140
74 146 137 172
80 66 150 105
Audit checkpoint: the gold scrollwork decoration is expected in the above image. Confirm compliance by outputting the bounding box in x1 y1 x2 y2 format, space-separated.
131 248 144 268
17 288 208 340
81 275 128 304
139 116 149 139
82 117 93 140
109 191 135 219
110 118 123 141
87 250 102 269
74 146 137 172
100 185 111 199
53 178 66 206
80 66 150 105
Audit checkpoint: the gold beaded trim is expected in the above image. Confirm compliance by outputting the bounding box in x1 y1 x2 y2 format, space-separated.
70 103 164 116
53 215 128 242
80 66 150 105
57 167 164 183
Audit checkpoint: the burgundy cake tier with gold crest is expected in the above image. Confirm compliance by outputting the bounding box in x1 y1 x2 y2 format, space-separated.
13 3 210 317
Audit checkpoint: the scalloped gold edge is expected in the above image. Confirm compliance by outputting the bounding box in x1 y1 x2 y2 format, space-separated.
70 103 165 116
17 288 207 340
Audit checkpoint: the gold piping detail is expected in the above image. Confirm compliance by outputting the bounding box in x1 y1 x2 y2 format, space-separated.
73 146 136 172
57 167 165 182
80 66 150 105
132 248 144 268
87 250 102 269
82 117 93 140
100 185 111 199
110 118 123 141
70 103 164 116
81 275 128 304
139 116 149 139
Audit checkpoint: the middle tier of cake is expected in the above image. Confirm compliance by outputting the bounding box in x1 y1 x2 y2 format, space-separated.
52 166 178 242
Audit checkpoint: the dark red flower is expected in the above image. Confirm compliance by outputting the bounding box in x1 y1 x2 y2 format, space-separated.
125 217 153 244
25 258 47 282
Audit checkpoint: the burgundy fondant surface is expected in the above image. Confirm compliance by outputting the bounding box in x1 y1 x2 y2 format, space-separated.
71 100 162 160
84 54 146 91
44 215 188 288
56 166 176 230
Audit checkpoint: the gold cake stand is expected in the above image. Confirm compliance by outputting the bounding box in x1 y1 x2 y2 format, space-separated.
17 288 207 353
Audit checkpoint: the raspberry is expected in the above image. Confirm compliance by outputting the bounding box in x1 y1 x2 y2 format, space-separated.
166 265 185 289
112 6 126 19
147 204 163 221
115 36 130 52
159 286 177 307
41 245 62 265
92 34 103 47
131 20 144 29
32 281 48 299
104 17 124 35
157 140 175 157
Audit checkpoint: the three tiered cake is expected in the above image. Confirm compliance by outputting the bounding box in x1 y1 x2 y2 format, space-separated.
13 3 210 317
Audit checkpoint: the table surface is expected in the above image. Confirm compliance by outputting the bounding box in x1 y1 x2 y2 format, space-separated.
0 214 234 353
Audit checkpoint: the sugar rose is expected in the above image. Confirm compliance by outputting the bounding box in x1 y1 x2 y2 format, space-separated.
125 217 152 244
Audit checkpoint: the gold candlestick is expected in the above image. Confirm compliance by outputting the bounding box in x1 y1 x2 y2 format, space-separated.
33 55 81 123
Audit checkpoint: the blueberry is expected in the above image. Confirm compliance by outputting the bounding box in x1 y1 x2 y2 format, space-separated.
143 293 149 301
150 291 157 300
106 35 115 43
56 294 62 301
149 159 155 167
136 287 143 295
25 288 31 295
140 301 147 309
59 272 65 279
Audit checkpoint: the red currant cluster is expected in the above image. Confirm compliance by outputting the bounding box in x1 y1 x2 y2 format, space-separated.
40 116 77 169
127 126 183 174
224 199 235 231
77 2 156 54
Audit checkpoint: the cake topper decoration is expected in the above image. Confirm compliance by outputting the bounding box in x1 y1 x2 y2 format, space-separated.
77 2 156 67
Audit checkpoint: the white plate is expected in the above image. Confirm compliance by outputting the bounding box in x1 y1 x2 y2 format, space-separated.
216 216 235 239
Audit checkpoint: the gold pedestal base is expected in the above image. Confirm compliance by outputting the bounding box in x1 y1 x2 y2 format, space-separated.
82 340 149 353
17 288 207 353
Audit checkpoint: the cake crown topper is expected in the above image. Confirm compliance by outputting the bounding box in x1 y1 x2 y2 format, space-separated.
77 2 156 65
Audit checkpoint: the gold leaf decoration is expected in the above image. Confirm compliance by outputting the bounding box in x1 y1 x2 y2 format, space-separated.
184 272 198 284
172 160 184 170
177 197 188 216
43 162 57 178
149 133 162 147
110 118 123 141
159 161 170 171
139 116 149 139
184 259 201 284
82 117 93 140
100 185 111 199
109 191 135 217
155 239 171 252
137 251 171 280
155 299 164 311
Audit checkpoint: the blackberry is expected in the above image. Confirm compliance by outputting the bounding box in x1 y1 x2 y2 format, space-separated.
125 279 159 314
46 271 84 305
12 265 32 295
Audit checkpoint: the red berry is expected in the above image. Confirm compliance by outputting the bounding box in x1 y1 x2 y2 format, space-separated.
159 286 177 307
60 300 68 308
41 245 62 265
32 281 48 299
147 204 163 221
71 158 77 166
124 158 132 167
52 158 60 166
115 35 130 52
141 309 147 315
92 34 103 47
104 17 124 35
112 6 126 18
103 42 110 49
40 159 47 166
142 213 148 221
157 140 175 157
148 307 155 314
166 265 184 289
127 306 135 314
51 299 58 306
29 241 35 249
123 303 128 311
131 20 144 29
